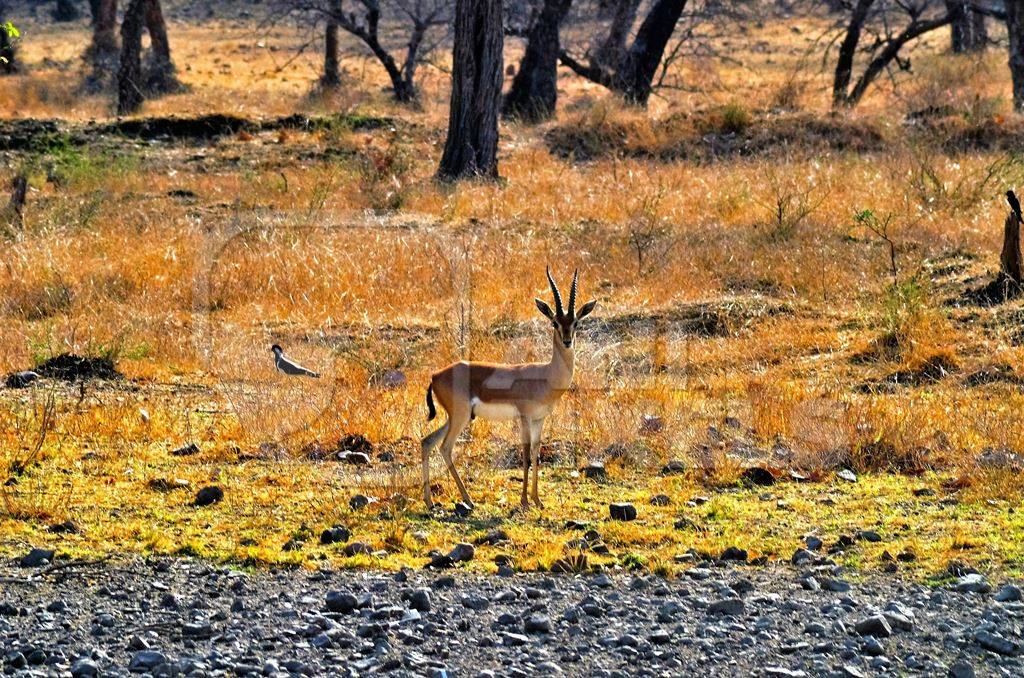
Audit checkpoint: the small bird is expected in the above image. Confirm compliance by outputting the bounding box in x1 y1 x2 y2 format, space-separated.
271 344 320 378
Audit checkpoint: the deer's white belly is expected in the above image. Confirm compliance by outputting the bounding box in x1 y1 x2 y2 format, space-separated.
471 397 520 421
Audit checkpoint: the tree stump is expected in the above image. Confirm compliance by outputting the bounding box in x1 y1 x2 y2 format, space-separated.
1001 190 1023 285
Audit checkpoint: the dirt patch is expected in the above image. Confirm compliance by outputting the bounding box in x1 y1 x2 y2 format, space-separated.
545 110 887 162
960 275 1024 307
858 353 958 393
0 113 395 152
598 297 789 340
962 363 1023 388
34 353 122 381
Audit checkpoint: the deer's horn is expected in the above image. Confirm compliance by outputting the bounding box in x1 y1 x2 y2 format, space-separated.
568 268 579 318
547 266 564 317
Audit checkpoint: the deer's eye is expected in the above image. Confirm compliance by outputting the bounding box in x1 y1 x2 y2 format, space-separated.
551 322 558 329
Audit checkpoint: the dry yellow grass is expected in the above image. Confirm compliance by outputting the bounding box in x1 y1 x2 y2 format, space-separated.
0 7 1023 577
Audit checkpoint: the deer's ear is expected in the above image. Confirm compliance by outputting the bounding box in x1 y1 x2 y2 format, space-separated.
535 298 555 321
577 300 597 320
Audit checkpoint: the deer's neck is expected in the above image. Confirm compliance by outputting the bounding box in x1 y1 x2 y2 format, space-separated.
548 331 575 391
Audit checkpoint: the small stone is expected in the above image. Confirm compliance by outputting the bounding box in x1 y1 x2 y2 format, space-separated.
708 598 745 616
954 574 991 594
349 494 374 510
804 535 823 551
5 370 39 388
474 529 509 546
449 542 475 562
791 548 815 565
974 630 1021 656
181 622 212 638
129 651 168 672
524 614 551 633
170 443 200 457
854 615 892 638
502 632 530 647
861 637 885 656
19 547 55 567
326 591 359 613
71 659 99 677
837 468 857 482
661 459 686 475
609 502 637 521
859 530 882 542
339 451 371 465
720 546 748 562
461 594 489 611
820 577 851 593
48 520 79 534
764 670 805 678
342 542 372 557
409 588 431 612
320 526 351 545
995 584 1023 602
582 461 606 479
193 485 223 506
4 652 26 670
454 502 473 517
948 660 976 678
650 494 671 506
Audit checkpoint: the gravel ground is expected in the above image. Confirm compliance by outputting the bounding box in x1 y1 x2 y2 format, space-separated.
1 555 1022 677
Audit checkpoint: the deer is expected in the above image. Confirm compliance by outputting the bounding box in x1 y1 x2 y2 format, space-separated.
421 268 597 511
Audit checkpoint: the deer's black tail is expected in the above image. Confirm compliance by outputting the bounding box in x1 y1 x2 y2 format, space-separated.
426 384 436 421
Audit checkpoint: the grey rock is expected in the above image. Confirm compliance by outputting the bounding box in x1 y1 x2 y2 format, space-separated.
193 485 223 506
954 574 990 594
708 598 745 616
994 584 1022 602
524 614 551 633
71 659 99 677
129 651 168 672
609 502 637 521
409 588 431 612
854 615 892 638
19 548 55 567
974 630 1020 656
325 591 359 613
948 660 975 678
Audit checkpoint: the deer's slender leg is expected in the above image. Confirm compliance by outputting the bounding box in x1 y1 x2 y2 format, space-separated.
529 418 544 509
421 422 448 508
438 412 472 506
519 416 531 509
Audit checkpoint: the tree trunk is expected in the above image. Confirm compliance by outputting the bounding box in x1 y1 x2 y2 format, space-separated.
88 0 101 22
54 0 82 22
117 0 146 114
437 0 503 181
1008 0 1024 111
322 10 340 87
91 0 119 59
615 0 687 105
503 0 572 121
970 9 987 50
593 0 640 71
143 0 176 93
1001 209 1022 284
948 0 970 52
833 0 874 108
